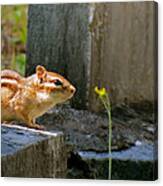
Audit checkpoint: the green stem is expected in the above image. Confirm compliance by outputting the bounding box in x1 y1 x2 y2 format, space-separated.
100 95 112 180
108 108 112 180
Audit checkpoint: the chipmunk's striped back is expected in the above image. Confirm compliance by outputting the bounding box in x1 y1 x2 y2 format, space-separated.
1 70 23 91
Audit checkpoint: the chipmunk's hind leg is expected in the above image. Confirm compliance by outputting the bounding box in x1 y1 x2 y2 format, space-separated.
2 120 17 125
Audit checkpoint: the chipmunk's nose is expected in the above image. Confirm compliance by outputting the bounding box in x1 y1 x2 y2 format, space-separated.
69 85 76 94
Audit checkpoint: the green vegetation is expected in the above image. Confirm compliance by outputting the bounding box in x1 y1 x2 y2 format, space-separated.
1 5 28 76
94 86 112 180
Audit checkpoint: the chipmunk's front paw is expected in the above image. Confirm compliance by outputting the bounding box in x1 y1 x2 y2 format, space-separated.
34 124 45 130
28 123 45 130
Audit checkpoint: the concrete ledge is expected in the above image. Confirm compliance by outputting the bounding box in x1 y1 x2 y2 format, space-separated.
1 124 68 178
67 144 158 180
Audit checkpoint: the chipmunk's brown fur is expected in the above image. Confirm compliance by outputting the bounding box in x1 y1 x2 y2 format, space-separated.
1 65 76 129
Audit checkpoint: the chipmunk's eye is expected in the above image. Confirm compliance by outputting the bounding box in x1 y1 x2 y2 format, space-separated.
54 79 63 86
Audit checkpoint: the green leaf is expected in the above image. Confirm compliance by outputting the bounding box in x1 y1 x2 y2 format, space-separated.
15 54 26 76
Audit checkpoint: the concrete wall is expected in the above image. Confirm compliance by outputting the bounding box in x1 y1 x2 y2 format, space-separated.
26 2 157 111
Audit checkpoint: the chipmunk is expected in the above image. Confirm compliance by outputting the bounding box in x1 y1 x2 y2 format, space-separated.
1 65 76 129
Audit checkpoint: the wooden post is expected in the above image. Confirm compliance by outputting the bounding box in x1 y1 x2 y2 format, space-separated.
26 4 91 109
26 2 157 112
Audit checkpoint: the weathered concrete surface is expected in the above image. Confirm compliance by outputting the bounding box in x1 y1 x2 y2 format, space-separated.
67 143 158 180
1 103 157 180
26 2 157 111
38 103 156 152
1 124 68 178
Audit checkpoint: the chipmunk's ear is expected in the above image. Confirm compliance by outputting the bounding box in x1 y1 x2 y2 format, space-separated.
36 65 47 79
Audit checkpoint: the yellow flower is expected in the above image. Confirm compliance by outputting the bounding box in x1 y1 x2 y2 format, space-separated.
94 86 107 97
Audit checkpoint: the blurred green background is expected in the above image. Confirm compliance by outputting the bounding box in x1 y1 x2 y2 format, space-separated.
1 5 28 76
